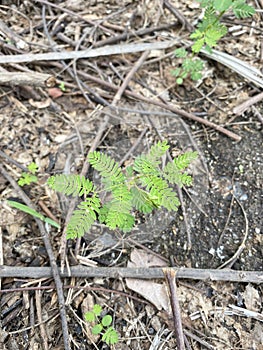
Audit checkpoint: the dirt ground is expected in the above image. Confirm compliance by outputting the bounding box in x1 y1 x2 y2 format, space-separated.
0 1 262 349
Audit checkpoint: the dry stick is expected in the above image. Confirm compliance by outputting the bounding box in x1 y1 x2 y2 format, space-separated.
35 0 125 34
1 38 239 140
0 164 70 350
0 150 33 172
0 266 262 283
183 329 214 350
118 127 148 166
163 268 185 350
0 227 2 290
251 105 263 124
218 197 249 269
0 40 177 64
163 0 194 32
77 71 241 141
92 22 179 48
58 22 179 50
0 71 56 87
35 289 49 350
233 91 263 115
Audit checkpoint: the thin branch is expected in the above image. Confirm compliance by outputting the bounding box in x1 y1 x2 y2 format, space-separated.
76 70 242 141
0 40 178 64
0 266 262 283
0 71 56 87
218 197 249 269
163 268 185 350
233 91 263 115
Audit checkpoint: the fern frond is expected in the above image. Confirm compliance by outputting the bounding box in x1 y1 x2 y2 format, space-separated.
103 184 133 231
204 26 227 47
232 1 255 18
198 0 213 8
173 151 198 170
163 152 197 187
147 140 169 163
47 174 94 197
130 186 157 213
101 200 134 231
213 0 232 12
163 163 193 187
66 196 100 239
156 187 180 211
88 152 125 184
133 156 159 176
135 171 179 211
111 183 131 202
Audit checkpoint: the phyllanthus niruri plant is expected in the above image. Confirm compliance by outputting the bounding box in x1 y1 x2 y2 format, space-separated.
85 304 119 346
173 0 255 84
47 141 198 239
18 162 39 186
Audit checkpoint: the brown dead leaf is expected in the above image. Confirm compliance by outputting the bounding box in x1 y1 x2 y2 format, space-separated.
242 284 261 312
48 88 63 99
126 249 170 311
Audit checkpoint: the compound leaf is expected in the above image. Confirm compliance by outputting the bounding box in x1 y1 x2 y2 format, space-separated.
232 1 255 18
213 0 232 11
47 174 94 197
102 327 119 345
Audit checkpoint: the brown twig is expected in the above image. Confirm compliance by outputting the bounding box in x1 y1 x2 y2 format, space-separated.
0 71 56 87
233 91 263 115
163 268 185 350
163 0 194 32
183 329 215 350
218 197 249 269
0 40 178 64
35 289 49 350
0 227 3 290
0 164 70 350
0 265 262 283
76 71 242 141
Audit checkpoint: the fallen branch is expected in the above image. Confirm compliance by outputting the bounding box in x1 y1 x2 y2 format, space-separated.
0 41 177 64
0 71 56 87
0 265 262 283
163 268 185 350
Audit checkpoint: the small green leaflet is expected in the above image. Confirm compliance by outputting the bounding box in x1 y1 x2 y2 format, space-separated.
8 200 60 229
213 0 232 12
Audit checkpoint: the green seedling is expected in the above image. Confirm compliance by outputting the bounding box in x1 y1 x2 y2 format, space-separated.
47 140 198 239
18 162 38 186
8 141 197 239
59 81 66 92
8 162 60 228
173 0 255 84
85 304 119 346
173 48 204 84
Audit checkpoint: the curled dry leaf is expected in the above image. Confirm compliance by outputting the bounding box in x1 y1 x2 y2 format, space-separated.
29 98 51 109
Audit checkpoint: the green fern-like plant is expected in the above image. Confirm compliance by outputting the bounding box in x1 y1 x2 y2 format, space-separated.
85 304 119 346
173 0 255 84
18 162 38 186
46 140 197 239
